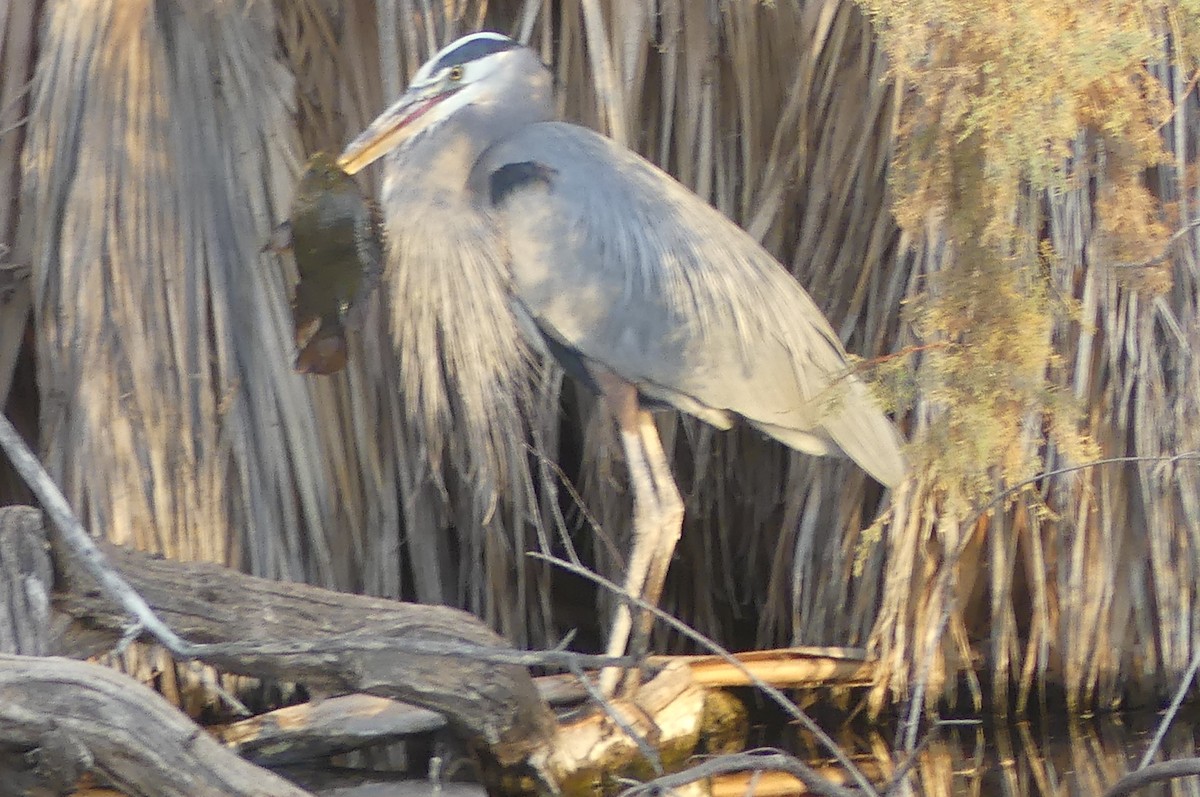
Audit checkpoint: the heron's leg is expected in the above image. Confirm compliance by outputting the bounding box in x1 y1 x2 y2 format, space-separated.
594 372 661 696
626 408 684 660
605 410 684 695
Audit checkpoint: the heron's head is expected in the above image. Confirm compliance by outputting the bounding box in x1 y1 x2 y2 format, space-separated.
338 33 550 175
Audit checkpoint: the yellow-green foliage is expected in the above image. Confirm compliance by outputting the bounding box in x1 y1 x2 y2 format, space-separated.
854 0 1183 500
859 0 1169 226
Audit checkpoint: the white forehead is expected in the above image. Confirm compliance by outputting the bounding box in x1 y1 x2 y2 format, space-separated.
412 32 518 84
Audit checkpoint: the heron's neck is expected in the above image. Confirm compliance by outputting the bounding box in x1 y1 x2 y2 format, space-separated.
387 100 552 198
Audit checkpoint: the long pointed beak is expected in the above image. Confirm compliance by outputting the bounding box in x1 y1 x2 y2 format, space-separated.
337 86 459 175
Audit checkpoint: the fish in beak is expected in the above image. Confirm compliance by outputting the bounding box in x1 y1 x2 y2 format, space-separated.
278 152 384 376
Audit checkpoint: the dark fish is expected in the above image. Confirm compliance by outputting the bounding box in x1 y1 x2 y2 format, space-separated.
276 152 383 375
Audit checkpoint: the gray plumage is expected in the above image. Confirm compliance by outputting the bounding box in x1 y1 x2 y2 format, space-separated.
475 124 904 486
339 32 905 692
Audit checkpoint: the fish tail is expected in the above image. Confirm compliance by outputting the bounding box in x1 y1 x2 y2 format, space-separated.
295 326 348 375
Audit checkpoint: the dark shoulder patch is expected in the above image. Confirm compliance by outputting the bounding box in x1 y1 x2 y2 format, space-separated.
489 161 557 206
433 36 519 72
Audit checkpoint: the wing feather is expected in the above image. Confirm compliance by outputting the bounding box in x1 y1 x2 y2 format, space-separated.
475 123 905 486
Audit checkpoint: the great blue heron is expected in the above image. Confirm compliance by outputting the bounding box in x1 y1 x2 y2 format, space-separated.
338 32 905 693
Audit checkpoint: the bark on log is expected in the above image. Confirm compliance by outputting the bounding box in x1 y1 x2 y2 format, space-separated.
216 693 448 764
0 505 53 656
532 661 707 791
0 654 311 797
46 524 555 767
0 505 554 773
214 676 595 764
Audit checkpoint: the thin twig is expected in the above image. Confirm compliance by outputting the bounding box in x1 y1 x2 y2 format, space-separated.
1108 216 1200 270
522 436 587 566
1102 758 1200 797
859 341 954 367
0 412 250 714
0 413 190 654
616 749 861 797
529 552 879 797
1137 644 1200 770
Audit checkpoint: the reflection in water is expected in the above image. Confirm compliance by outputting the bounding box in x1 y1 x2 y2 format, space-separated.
783 713 1200 797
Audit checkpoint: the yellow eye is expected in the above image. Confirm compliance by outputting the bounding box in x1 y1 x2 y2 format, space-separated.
448 66 465 82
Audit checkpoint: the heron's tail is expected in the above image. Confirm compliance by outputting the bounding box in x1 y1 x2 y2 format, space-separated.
821 375 906 487
752 374 906 488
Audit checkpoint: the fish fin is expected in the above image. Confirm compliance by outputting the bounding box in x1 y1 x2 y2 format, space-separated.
295 330 348 375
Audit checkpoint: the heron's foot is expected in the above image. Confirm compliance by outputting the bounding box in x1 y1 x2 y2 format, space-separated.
598 590 636 697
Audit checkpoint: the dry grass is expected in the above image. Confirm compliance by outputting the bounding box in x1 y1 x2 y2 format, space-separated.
859 0 1200 715
4 0 1200 716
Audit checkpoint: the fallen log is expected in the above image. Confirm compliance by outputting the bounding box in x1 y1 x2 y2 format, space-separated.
0 503 864 797
653 647 874 688
43 516 556 767
218 645 871 767
4 503 736 792
0 504 555 789
216 693 448 765
0 654 311 797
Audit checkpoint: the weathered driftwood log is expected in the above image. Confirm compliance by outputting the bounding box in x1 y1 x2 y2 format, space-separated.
214 677 592 764
531 661 707 792
0 654 311 797
0 505 870 796
217 648 865 768
0 506 554 772
653 647 874 688
41 518 556 767
216 693 449 764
